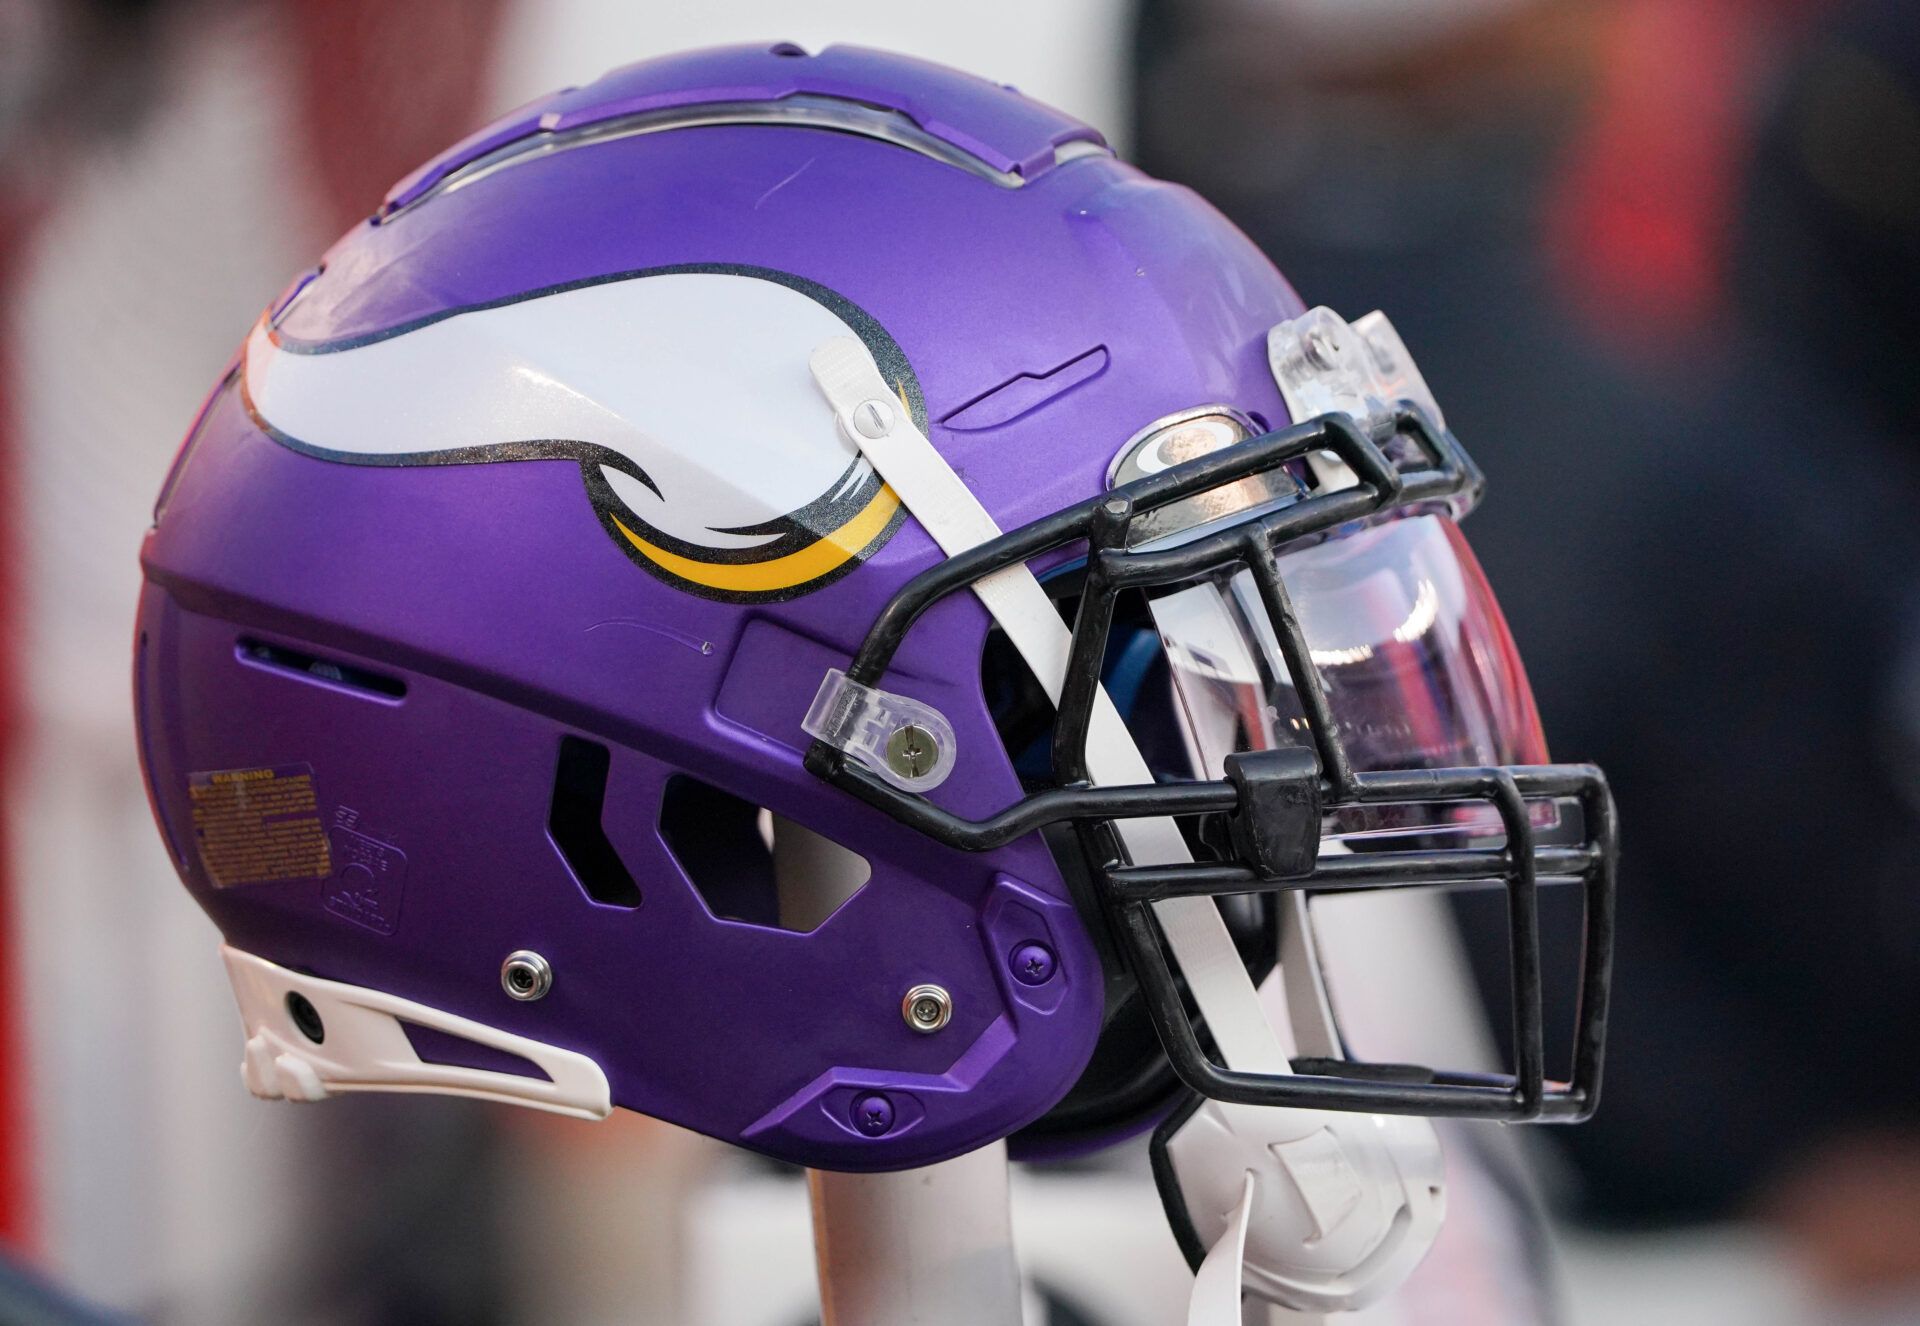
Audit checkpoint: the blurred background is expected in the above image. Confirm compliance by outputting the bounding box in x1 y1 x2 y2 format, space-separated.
1 0 1917 1322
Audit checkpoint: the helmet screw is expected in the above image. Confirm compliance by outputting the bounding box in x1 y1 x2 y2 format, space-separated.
851 398 895 439
852 1092 895 1136
1009 942 1057 986
885 724 939 781
902 983 952 1034
1304 327 1342 370
501 950 553 1002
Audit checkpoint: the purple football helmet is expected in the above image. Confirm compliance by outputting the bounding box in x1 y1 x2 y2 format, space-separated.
134 43 1615 1187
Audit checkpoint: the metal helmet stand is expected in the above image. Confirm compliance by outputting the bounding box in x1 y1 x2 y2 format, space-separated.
807 1143 1025 1326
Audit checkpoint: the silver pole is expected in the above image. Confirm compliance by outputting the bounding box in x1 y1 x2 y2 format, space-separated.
807 1142 1025 1326
779 809 1022 1326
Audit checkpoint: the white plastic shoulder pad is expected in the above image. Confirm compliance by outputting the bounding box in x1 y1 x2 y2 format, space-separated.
223 946 611 1121
1165 1098 1445 1317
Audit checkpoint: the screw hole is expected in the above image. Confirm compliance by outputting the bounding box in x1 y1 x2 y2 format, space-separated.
286 992 325 1044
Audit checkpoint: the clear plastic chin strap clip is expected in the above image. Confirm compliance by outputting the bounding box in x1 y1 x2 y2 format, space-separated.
1268 306 1445 439
803 668 958 794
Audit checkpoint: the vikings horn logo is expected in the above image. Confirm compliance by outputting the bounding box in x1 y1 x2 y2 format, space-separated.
241 265 920 602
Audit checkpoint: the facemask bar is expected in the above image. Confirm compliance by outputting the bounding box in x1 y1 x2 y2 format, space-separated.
802 406 1616 1123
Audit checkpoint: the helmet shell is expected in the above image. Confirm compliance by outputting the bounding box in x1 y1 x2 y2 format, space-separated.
136 43 1307 1169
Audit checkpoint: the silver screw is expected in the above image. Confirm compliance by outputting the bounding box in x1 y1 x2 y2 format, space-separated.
1304 327 1343 371
501 950 553 1002
885 723 938 781
903 983 952 1033
852 398 895 439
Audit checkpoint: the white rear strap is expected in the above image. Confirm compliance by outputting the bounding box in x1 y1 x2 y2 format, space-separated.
809 336 1292 1078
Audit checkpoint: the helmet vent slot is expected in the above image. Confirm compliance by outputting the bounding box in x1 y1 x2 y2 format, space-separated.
549 737 643 908
236 638 406 701
401 1020 553 1082
660 777 869 932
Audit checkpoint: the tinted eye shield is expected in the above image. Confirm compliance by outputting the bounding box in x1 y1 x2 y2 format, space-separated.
803 406 1616 1123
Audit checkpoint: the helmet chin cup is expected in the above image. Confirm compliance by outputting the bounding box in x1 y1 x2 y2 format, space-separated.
1153 1095 1446 1314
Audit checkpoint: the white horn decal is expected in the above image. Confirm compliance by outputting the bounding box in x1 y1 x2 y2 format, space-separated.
243 266 917 601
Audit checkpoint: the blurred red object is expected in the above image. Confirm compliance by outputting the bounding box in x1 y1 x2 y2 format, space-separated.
0 0 513 1257
1548 0 1831 351
1762 1130 1920 1297
284 0 510 233
0 197 39 1252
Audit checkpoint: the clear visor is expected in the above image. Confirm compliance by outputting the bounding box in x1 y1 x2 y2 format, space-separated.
1148 513 1549 842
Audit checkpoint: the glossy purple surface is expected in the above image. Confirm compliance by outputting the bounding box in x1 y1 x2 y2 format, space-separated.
136 44 1308 1170
380 43 1106 213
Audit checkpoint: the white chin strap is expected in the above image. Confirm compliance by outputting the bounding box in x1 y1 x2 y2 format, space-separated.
810 338 1444 1321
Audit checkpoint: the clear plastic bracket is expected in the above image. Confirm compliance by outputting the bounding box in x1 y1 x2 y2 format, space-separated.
1267 306 1446 487
803 668 958 794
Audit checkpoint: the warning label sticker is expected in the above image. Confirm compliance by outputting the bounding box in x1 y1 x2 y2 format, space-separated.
189 764 333 888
